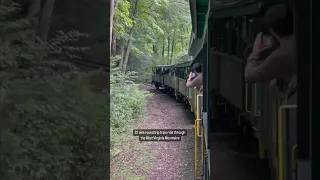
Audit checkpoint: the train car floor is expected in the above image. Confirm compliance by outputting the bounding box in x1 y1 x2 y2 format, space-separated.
209 133 271 180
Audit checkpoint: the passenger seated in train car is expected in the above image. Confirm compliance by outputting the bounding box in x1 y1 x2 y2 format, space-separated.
186 63 202 92
244 5 296 92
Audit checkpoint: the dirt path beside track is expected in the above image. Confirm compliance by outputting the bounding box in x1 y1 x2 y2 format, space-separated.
110 85 196 180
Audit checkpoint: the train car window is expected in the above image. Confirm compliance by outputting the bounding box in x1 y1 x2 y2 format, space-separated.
242 16 247 40
181 68 184 79
175 68 179 78
226 19 232 54
165 68 169 75
220 19 226 52
236 16 246 57
226 19 231 53
230 18 238 55
212 19 223 52
247 17 255 42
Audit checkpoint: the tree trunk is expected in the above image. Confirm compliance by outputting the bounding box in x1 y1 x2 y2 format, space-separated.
122 28 133 72
27 0 42 27
111 32 117 55
170 38 175 64
181 36 183 50
110 0 114 54
153 44 157 54
110 0 117 55
122 0 140 73
180 25 184 50
167 37 170 64
118 39 125 67
162 40 165 57
38 0 55 41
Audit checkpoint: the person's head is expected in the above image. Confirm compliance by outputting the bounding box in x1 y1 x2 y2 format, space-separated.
192 63 201 74
264 5 293 41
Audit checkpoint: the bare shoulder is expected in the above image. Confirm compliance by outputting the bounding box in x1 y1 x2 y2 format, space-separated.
268 47 293 61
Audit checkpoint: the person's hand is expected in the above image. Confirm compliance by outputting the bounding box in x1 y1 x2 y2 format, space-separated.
251 32 263 57
251 32 273 58
188 72 193 79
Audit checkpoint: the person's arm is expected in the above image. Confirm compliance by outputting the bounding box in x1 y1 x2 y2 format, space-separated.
245 52 287 83
186 78 199 88
186 74 199 88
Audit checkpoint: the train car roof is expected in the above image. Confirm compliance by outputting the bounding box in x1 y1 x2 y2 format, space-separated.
211 0 263 18
188 0 209 63
153 65 172 68
188 0 263 65
173 61 192 68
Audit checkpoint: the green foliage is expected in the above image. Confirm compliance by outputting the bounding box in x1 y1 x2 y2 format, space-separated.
110 56 151 154
114 0 133 38
110 56 151 129
125 0 191 73
0 1 108 179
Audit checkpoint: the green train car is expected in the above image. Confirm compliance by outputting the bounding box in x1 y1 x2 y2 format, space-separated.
151 62 201 118
152 0 312 180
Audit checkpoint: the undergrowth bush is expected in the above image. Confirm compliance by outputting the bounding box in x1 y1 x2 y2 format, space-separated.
0 2 108 180
110 56 151 149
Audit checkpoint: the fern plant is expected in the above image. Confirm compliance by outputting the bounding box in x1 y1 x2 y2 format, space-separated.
0 1 109 180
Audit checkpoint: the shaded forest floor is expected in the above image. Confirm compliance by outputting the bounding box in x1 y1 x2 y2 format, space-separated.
110 85 198 180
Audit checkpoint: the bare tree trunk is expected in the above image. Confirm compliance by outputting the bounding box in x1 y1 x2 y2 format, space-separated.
186 27 189 49
39 0 55 41
153 44 157 54
162 40 165 57
118 39 125 67
180 25 184 50
28 0 42 17
170 38 175 64
110 0 117 55
110 0 114 54
167 37 170 64
27 0 42 27
122 29 134 72
122 0 140 73
111 33 117 55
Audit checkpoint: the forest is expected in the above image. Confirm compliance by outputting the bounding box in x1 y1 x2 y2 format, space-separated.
110 0 191 79
1 0 109 179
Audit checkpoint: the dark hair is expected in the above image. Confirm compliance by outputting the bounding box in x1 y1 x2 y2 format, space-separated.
192 63 201 73
264 5 293 37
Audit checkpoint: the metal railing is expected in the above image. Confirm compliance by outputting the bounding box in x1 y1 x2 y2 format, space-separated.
278 104 297 180
194 94 204 180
